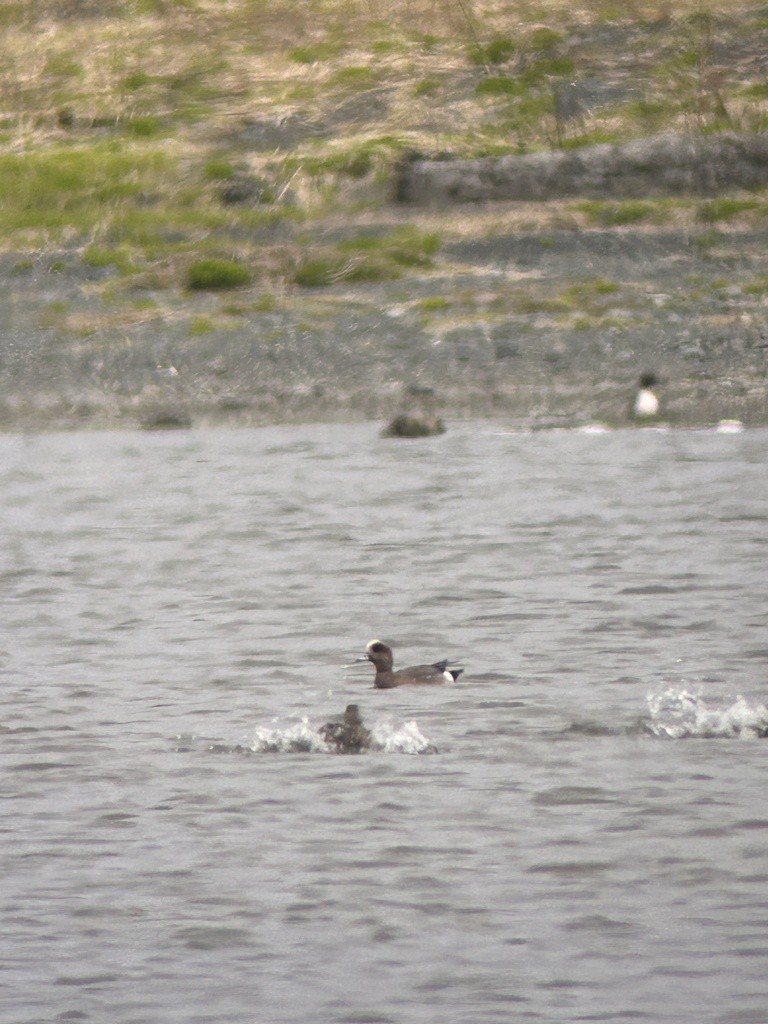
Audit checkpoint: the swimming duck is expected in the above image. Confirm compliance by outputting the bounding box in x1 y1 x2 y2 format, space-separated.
360 639 463 689
319 704 372 753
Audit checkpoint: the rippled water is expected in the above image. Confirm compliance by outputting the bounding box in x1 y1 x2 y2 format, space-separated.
2 422 767 1024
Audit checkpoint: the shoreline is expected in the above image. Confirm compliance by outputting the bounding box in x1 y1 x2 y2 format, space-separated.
2 223 766 435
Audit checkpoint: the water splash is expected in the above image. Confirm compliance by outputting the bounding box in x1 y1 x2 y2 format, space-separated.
250 716 436 754
369 718 437 754
646 687 768 739
251 718 330 754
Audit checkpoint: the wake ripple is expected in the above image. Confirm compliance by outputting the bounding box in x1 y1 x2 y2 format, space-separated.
647 687 768 739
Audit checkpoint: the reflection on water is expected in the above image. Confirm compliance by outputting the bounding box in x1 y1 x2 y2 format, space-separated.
1 422 767 1024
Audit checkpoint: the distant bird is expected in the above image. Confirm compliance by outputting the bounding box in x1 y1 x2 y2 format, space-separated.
359 639 463 689
632 372 660 420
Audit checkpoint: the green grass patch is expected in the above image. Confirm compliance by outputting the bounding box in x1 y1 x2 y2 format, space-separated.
253 293 279 312
558 278 622 315
696 198 761 222
476 76 523 97
288 42 340 64
82 245 136 274
121 69 153 92
294 227 440 287
0 144 174 237
528 27 564 53
203 158 237 181
44 52 84 79
418 295 449 311
468 35 517 67
124 116 165 138
576 200 658 226
414 77 441 97
336 226 440 267
742 275 768 296
188 315 215 335
187 258 252 290
288 135 407 180
293 252 401 287
330 65 378 89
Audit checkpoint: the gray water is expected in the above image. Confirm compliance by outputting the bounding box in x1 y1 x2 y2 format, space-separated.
2 422 767 1024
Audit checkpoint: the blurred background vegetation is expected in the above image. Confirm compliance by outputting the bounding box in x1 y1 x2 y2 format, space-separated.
0 0 767 291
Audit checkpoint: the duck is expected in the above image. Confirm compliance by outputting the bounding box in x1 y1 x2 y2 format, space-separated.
319 704 372 753
360 639 463 689
632 372 660 420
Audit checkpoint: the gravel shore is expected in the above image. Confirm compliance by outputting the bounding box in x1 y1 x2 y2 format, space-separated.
1 222 766 433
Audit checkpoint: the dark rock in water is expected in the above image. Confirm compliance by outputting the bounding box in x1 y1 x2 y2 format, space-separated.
381 414 446 438
320 704 372 754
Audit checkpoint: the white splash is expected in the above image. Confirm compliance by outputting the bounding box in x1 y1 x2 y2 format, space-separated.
251 718 330 754
369 719 437 754
250 716 436 754
715 419 745 433
646 687 768 739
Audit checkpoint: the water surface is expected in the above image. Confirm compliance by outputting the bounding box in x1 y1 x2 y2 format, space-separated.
2 423 767 1024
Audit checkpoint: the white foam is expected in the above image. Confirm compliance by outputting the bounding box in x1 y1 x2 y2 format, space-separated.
715 419 745 433
369 719 437 754
250 716 436 754
646 687 768 739
251 718 330 754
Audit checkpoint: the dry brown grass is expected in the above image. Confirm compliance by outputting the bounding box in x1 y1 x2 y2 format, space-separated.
0 0 766 280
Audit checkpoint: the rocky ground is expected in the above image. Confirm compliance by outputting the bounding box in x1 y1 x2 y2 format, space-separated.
1 217 766 433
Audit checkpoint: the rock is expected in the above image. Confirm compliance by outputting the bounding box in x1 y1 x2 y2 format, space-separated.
397 132 768 204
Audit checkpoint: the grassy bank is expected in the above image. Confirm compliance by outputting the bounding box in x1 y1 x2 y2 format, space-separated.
0 1 767 429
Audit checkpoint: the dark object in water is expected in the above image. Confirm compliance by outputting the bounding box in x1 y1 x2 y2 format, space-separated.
140 408 193 430
320 704 372 753
381 413 446 438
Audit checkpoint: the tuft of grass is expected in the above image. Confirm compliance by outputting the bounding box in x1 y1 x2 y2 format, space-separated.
124 116 165 138
743 275 768 296
414 77 441 97
330 65 378 89
187 258 252 290
288 42 340 64
476 76 522 97
203 158 237 181
294 227 440 287
121 69 152 92
697 197 760 222
419 295 449 311
557 277 623 316
292 226 442 286
528 27 563 53
44 52 84 79
576 200 657 226
289 135 407 181
82 245 136 274
188 315 215 335
337 226 440 266
468 35 517 67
